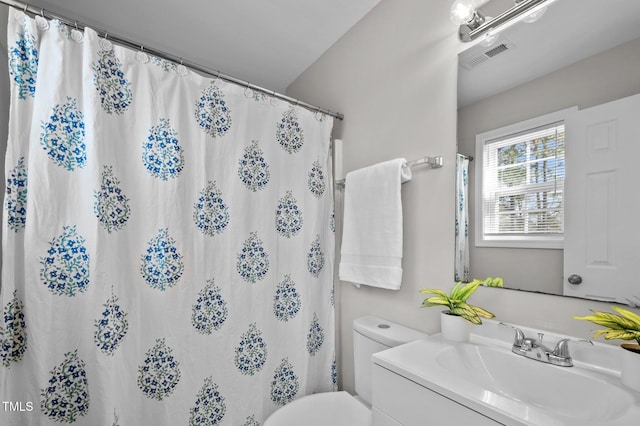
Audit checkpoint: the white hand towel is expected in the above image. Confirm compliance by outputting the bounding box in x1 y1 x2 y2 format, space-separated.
339 158 411 290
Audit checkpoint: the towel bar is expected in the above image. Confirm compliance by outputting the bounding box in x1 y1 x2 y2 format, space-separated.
335 156 444 187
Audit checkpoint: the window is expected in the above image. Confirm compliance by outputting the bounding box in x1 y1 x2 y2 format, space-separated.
475 108 575 248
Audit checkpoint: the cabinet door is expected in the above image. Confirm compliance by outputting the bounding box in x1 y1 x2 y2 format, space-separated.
372 365 504 426
373 408 403 426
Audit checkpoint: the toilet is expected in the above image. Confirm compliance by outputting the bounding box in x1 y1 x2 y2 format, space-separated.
264 315 428 425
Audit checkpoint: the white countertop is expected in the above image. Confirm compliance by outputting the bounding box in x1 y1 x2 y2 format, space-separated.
372 324 640 426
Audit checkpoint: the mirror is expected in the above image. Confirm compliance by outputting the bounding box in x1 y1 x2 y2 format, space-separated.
456 0 640 303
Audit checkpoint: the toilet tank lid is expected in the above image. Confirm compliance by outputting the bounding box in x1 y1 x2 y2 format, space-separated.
353 315 428 347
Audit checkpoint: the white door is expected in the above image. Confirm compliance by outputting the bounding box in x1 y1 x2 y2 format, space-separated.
564 93 640 303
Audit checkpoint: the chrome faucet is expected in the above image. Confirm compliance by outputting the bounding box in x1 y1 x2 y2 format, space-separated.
499 323 592 367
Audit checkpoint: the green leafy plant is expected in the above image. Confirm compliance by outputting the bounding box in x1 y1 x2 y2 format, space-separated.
573 306 640 346
482 276 504 288
419 280 495 325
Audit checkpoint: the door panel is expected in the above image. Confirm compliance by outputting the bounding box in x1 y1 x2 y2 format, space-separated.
564 93 640 303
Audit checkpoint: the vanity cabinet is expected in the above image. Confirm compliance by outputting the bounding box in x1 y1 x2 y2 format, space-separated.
372 363 504 426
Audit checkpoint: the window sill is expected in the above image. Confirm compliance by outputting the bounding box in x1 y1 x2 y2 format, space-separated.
476 236 563 250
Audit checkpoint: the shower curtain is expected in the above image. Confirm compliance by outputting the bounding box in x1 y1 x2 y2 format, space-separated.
455 154 469 282
1 8 336 425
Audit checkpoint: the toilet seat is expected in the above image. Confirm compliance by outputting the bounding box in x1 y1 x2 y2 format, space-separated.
263 391 371 426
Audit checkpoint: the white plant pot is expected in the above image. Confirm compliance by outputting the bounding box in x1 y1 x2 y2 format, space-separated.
440 310 470 342
620 344 640 392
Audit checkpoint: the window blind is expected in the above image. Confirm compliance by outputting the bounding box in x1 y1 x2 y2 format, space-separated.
482 122 565 237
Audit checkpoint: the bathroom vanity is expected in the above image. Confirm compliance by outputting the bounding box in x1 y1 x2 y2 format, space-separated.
371 319 640 426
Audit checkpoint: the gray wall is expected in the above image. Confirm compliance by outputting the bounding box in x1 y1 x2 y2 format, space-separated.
288 0 458 393
458 37 640 295
288 0 619 394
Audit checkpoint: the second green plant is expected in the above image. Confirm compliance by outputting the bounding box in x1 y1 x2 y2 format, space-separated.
420 280 495 325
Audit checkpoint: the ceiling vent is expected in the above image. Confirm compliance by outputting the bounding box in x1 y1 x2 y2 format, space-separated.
459 39 516 71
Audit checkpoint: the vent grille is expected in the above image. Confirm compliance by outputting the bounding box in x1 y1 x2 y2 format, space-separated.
466 55 489 68
485 43 509 57
459 39 516 71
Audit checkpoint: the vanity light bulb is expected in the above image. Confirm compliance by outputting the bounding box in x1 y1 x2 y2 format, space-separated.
522 5 547 23
450 0 477 25
480 31 498 47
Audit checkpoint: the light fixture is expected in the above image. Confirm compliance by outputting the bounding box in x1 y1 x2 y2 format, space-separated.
515 0 548 23
452 0 558 42
450 0 475 25
480 31 498 47
450 0 485 28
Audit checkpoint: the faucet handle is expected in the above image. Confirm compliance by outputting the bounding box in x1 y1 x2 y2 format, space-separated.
499 322 525 347
553 339 571 358
553 338 593 358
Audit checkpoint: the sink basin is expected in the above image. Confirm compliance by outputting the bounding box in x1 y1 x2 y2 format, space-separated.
372 319 640 425
436 344 633 422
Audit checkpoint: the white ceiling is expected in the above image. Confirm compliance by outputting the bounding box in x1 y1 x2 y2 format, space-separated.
26 0 382 93
458 0 640 108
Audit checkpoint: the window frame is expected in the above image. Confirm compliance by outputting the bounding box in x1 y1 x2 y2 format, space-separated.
474 107 577 249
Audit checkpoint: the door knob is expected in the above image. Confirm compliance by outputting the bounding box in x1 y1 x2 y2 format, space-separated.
568 274 583 285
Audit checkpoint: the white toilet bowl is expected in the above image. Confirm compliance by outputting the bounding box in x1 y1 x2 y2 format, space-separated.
263 391 371 426
263 316 427 425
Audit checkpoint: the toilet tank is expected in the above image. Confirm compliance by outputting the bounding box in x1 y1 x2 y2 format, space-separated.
352 316 427 406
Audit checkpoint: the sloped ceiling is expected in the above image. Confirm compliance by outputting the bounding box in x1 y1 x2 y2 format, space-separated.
25 0 382 93
458 0 640 107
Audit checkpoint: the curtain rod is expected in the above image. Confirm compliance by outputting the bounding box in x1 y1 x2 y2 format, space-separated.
1 0 344 121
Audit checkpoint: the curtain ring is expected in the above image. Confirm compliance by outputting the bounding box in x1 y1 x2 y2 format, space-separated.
99 31 113 52
176 58 188 76
35 8 50 30
70 21 83 43
16 3 28 25
136 45 149 63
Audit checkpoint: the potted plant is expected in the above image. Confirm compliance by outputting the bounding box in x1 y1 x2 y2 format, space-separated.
420 280 495 342
482 276 504 288
573 306 640 392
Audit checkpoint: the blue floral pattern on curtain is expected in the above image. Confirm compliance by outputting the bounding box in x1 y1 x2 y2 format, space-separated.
455 154 470 282
0 8 335 425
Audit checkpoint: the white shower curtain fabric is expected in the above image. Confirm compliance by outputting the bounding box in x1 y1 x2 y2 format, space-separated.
1 8 336 425
455 154 469 282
